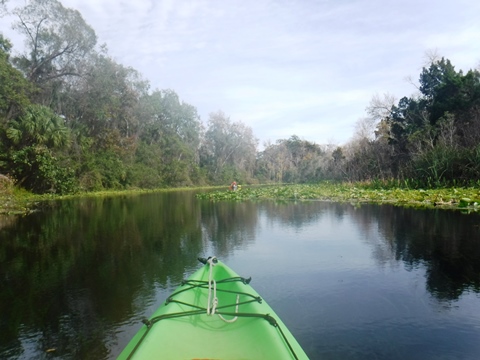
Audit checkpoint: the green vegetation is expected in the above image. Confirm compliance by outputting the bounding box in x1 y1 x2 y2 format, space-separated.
3 181 478 214
196 183 480 211
1 1 480 203
0 183 226 214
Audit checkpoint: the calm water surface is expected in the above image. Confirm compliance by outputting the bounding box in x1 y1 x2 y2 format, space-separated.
1 191 479 359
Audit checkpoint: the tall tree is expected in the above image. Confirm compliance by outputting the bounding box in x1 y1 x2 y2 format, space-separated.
0 34 34 124
66 52 147 138
59 52 149 190
256 140 290 182
12 0 96 104
136 89 203 186
256 136 326 183
419 58 469 125
140 89 202 154
419 59 480 147
201 111 257 183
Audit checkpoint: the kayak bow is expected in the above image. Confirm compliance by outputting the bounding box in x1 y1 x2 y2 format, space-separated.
118 257 309 359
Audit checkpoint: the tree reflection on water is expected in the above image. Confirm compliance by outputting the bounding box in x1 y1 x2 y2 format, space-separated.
0 193 479 359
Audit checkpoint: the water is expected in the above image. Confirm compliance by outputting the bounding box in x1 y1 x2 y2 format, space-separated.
1 191 479 359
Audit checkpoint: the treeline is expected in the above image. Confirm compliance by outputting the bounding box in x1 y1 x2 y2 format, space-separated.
1 0 480 195
341 57 480 187
257 57 480 187
0 0 259 193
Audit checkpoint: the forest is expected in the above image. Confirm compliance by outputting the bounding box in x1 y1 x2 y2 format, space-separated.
1 0 480 195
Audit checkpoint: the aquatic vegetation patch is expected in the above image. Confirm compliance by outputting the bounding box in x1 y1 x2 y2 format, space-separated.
195 183 480 211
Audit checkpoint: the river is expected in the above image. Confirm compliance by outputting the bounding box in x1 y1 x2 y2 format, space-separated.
1 190 479 359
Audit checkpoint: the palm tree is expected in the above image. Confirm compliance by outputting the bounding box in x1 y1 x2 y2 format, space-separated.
6 104 70 149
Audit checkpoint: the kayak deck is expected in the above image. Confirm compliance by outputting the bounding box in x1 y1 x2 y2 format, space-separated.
118 257 309 359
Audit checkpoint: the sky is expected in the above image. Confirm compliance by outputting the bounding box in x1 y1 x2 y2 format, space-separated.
2 0 480 147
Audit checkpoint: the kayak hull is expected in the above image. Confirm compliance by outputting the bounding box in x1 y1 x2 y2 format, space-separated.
118 258 309 359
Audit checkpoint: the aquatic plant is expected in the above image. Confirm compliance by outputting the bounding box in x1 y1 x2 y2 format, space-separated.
195 183 480 211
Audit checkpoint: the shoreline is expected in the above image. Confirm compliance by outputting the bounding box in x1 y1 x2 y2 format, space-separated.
2 183 479 215
0 186 223 215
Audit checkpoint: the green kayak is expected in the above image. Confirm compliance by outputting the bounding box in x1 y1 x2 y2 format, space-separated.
118 257 309 359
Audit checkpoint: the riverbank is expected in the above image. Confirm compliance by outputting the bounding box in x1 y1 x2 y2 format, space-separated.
0 186 222 215
2 183 480 215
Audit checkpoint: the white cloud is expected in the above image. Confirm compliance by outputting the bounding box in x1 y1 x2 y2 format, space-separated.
2 0 480 147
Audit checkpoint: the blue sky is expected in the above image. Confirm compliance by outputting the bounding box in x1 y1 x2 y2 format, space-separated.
2 0 480 147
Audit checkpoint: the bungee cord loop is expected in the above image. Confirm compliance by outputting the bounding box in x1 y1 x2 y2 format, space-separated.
206 256 216 315
207 256 239 322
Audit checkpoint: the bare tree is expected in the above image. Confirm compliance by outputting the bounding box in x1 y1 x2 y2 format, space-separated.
366 93 396 122
422 49 441 68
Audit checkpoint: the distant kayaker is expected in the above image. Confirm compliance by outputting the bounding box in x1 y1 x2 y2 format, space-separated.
230 181 238 191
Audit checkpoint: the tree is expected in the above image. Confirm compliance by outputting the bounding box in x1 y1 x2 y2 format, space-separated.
256 140 290 182
366 93 396 123
256 136 326 183
12 0 97 83
419 58 468 125
12 0 97 106
1 104 74 193
65 52 147 138
329 146 346 180
418 58 480 143
0 34 34 124
284 136 325 182
6 103 69 148
139 89 202 154
135 89 203 186
200 111 258 183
